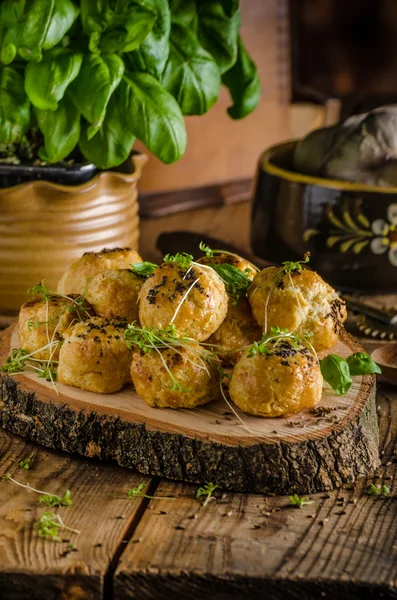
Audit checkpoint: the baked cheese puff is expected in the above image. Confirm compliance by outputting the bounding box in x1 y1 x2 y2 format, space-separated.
206 298 262 365
18 294 92 361
248 266 347 352
57 317 131 393
229 339 322 417
131 343 221 409
86 269 143 322
138 262 228 341
57 247 142 295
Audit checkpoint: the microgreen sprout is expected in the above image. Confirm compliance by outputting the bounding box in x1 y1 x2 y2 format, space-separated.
128 482 176 501
198 241 242 261
5 473 72 506
164 253 193 269
130 261 158 278
27 281 52 298
36 512 80 542
0 348 29 373
367 484 390 497
289 494 314 509
247 327 310 358
196 482 218 508
19 455 34 470
27 319 49 331
281 252 310 275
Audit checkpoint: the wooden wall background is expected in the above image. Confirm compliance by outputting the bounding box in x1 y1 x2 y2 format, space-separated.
138 0 292 193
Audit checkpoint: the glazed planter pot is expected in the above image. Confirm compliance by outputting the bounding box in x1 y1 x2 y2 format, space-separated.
0 153 146 315
251 141 397 292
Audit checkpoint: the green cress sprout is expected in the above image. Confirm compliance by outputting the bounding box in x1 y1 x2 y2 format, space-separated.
163 253 194 269
5 473 72 507
289 494 314 509
36 512 80 543
281 253 310 275
198 241 238 259
128 482 175 501
130 262 158 278
247 327 311 358
19 455 34 470
196 482 218 508
367 484 390 497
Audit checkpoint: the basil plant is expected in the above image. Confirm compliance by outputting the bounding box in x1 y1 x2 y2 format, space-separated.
0 0 260 169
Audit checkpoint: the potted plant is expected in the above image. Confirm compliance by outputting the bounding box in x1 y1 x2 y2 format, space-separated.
0 0 260 315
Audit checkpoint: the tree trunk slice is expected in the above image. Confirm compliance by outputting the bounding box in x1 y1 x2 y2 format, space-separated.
0 324 379 495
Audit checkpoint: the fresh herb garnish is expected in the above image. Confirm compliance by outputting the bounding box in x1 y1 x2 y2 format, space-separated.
368 484 390 497
319 354 353 396
19 455 34 470
289 494 314 509
0 348 29 373
27 319 49 331
207 263 251 304
36 512 80 542
282 253 310 275
5 473 72 507
247 327 310 358
128 482 175 501
130 262 158 278
347 352 382 376
163 253 193 269
196 482 218 508
320 352 381 395
27 281 52 299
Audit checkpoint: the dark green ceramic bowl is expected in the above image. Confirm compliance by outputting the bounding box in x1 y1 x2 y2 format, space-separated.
251 140 397 292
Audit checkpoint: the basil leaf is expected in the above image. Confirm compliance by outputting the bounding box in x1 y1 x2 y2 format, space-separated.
79 87 135 169
220 0 239 18
0 66 30 144
169 0 196 26
120 71 187 164
25 49 83 111
0 0 79 62
197 3 240 74
208 263 251 303
346 352 382 376
222 36 260 119
320 355 352 396
69 53 124 139
162 24 221 115
130 0 171 77
35 97 80 163
81 0 156 53
131 262 158 277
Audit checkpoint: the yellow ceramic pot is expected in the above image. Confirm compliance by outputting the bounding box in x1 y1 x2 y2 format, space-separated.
0 153 147 315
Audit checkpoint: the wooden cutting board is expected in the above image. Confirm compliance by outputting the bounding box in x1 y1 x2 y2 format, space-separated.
0 324 379 495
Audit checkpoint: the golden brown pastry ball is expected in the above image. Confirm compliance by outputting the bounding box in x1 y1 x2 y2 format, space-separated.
18 295 92 361
229 339 322 417
206 298 262 365
57 247 142 295
57 317 131 393
198 253 258 280
138 262 228 341
248 267 347 352
86 269 143 322
130 343 221 409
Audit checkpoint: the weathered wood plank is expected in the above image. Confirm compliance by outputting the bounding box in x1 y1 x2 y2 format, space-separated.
0 430 152 600
114 387 397 600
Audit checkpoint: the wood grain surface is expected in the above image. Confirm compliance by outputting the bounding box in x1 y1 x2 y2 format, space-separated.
114 387 397 600
0 430 152 600
0 325 379 494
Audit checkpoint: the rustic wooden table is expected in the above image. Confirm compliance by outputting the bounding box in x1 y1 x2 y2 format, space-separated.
1 200 397 600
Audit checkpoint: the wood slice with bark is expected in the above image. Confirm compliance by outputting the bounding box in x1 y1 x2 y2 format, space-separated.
0 324 379 495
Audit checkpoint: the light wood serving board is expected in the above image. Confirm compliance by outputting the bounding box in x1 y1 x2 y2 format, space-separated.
0 324 379 494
